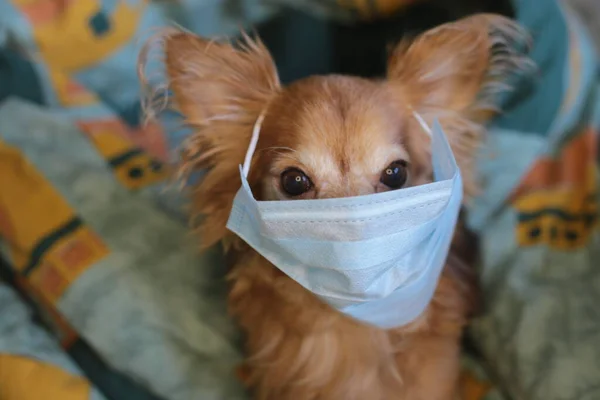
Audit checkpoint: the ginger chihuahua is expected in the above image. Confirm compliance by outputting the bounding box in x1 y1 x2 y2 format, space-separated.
141 14 527 400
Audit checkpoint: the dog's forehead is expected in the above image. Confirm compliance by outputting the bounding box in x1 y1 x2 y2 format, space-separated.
295 86 403 153
295 101 397 151
266 78 409 176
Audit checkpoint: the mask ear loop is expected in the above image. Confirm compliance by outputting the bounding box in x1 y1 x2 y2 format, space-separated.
242 109 268 178
410 108 433 138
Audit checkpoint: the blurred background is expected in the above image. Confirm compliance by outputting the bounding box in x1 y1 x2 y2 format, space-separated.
0 1 599 400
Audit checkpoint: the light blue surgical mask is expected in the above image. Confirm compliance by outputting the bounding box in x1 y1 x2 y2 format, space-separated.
227 111 463 329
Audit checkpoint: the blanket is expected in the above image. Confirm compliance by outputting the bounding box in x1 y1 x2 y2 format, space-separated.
466 1 600 399
0 280 104 400
0 97 246 399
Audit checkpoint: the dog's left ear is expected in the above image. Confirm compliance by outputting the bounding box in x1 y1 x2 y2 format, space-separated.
387 14 529 197
387 14 526 118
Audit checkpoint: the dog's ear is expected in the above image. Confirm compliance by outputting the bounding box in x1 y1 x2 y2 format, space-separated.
164 32 280 128
146 31 280 248
387 14 529 197
387 14 526 118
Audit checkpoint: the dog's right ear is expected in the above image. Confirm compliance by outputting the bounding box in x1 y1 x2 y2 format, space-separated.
163 32 280 129
141 31 280 248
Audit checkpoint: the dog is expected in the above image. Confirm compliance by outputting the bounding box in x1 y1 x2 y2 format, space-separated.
141 14 527 400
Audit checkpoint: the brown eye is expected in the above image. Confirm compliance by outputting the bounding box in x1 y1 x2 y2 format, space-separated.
281 168 312 196
380 160 408 189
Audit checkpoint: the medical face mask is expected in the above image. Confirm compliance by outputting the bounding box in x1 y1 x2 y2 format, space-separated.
226 111 463 329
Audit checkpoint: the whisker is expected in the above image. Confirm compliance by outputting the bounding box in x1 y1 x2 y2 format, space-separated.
260 146 298 154
257 147 303 164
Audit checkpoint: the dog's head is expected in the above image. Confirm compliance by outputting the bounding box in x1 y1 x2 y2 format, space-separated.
143 14 528 249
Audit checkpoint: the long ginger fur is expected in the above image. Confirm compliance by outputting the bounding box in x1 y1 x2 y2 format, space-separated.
140 14 529 400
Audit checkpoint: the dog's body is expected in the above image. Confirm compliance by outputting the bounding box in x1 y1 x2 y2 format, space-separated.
228 227 476 400
145 14 527 400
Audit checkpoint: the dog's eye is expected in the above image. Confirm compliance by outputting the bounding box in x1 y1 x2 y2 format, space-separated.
281 168 312 196
380 160 408 189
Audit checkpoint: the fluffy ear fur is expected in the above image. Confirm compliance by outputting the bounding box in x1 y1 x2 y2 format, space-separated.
387 14 530 197
164 32 280 126
145 31 280 248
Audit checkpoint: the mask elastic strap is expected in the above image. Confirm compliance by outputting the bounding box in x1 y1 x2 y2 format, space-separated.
242 108 268 178
410 108 433 138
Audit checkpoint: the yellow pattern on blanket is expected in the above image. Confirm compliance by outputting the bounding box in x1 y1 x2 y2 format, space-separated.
0 354 91 400
337 0 418 18
0 139 109 304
